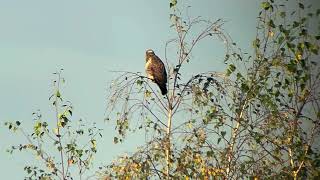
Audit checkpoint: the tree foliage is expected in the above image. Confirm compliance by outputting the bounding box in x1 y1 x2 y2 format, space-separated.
5 70 102 180
101 0 320 179
5 0 320 180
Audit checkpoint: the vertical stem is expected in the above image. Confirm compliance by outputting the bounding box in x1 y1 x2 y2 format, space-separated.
226 100 247 178
55 73 66 180
166 106 173 179
288 148 297 180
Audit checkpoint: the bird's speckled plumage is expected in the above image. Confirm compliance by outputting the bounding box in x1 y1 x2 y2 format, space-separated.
145 49 167 95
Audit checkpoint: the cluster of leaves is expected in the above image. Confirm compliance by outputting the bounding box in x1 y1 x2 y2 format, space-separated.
5 70 102 180
8 0 317 179
102 0 320 179
102 0 234 179
220 0 320 178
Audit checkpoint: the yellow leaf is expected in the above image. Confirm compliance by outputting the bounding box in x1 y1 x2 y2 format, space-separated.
268 30 274 37
187 122 192 129
297 54 302 60
36 155 41 160
145 90 152 98
58 121 62 127
201 167 206 174
53 128 59 135
68 159 74 165
91 139 97 148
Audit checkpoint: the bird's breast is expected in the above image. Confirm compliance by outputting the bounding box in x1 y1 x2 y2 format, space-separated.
145 59 152 69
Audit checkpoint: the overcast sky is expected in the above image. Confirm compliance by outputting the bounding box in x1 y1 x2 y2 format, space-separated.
0 0 269 179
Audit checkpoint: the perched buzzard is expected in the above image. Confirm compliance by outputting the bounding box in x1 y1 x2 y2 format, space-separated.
145 49 168 95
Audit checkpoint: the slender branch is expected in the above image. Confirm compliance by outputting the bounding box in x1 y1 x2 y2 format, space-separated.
54 72 66 180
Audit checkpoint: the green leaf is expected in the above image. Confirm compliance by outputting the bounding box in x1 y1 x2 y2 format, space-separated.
279 11 286 18
261 2 271 10
241 82 249 92
56 90 61 98
113 137 119 144
226 64 236 76
236 72 243 80
136 80 143 86
298 3 304 9
221 131 226 138
268 20 275 28
278 36 284 44
224 54 230 62
206 150 214 157
170 0 177 8
253 38 260 48
293 21 299 28
77 149 83 157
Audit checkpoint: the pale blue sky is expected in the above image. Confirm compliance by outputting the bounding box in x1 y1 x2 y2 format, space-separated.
0 0 265 179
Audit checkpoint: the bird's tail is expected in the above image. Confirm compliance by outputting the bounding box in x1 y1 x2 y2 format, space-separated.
158 83 168 95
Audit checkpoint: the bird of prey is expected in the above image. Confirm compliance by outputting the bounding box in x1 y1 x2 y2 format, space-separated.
145 49 168 95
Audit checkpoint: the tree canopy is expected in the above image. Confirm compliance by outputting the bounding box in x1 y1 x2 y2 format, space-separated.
5 0 320 179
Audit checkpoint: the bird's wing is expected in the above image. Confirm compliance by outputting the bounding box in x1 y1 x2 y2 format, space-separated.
153 55 167 84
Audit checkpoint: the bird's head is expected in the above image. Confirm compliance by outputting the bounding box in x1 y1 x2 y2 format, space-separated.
146 49 155 62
